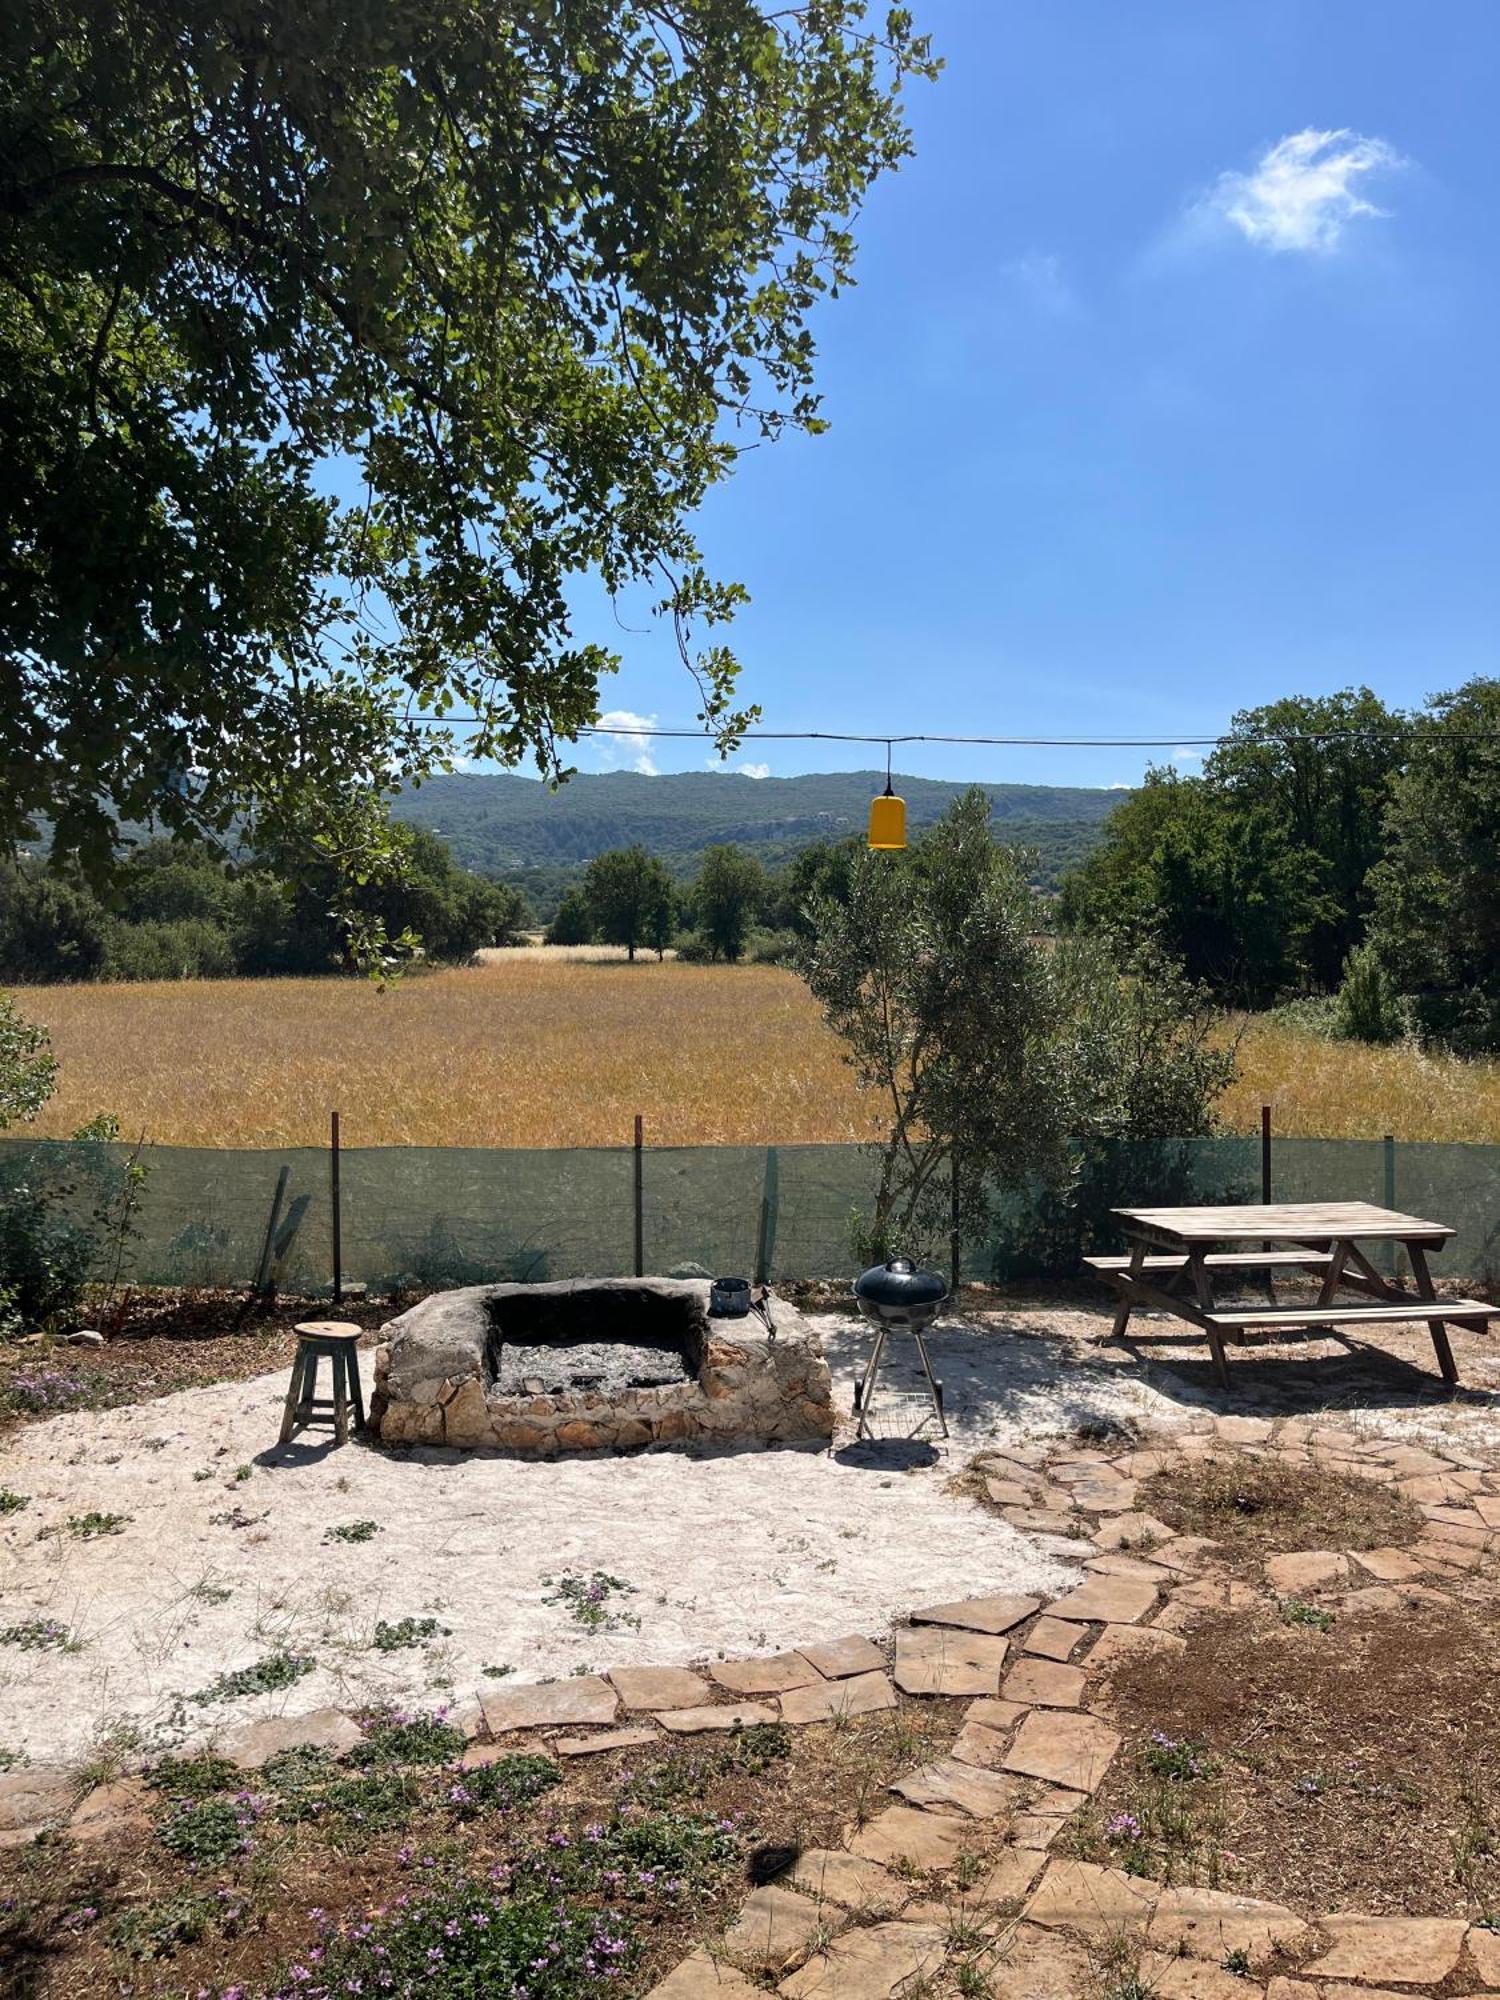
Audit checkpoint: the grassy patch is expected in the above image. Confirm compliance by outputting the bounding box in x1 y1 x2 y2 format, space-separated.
0 1616 80 1652
155 1794 261 1869
110 1889 248 1962
324 1519 380 1543
1140 1449 1421 1566
51 1509 131 1540
543 1570 640 1633
447 1754 561 1821
193 1650 315 1704
371 1614 449 1652
0 1486 29 1515
348 1708 468 1769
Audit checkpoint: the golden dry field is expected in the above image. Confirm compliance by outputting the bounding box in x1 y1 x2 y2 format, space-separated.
14 957 1500 1148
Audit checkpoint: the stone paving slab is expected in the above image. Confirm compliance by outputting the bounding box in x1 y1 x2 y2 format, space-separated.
1001 1657 1087 1708
1469 1925 1500 1984
1022 1856 1157 1935
889 1757 1026 1818
971 1846 1046 1905
1084 1623 1187 1674
609 1665 711 1711
1022 1615 1086 1660
648 1947 763 2000
221 1706 365 1768
786 1848 907 1912
1263 1550 1349 1593
656 1701 778 1734
909 1592 1041 1635
553 1725 662 1757
1004 1711 1121 1792
1145 1883 1307 1960
720 1884 833 1972
709 1652 822 1696
778 1921 947 2000
779 1670 896 1726
1305 1914 1469 1984
799 1634 886 1679
846 1804 972 1871
1045 1574 1159 1625
893 1624 1007 1696
949 1719 1014 1770
482 1674 618 1733
985 1924 1095 2000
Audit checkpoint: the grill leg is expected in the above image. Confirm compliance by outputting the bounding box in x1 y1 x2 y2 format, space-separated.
913 1330 949 1438
855 1327 888 1440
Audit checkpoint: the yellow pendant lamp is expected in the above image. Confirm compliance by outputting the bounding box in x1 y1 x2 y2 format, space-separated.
867 742 906 850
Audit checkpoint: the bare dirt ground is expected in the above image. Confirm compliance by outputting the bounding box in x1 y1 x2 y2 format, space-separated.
5 1292 1500 1774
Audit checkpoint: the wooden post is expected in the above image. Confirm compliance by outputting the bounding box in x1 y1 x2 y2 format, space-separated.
1260 1105 1272 1204
633 1114 644 1278
1384 1132 1401 1278
330 1110 343 1305
253 1164 290 1298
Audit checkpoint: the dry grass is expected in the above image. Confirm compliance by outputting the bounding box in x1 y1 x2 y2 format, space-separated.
1222 1014 1500 1141
15 959 1500 1149
1139 1450 1423 1568
17 959 886 1148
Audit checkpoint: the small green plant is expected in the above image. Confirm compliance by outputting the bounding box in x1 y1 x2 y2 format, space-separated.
541 1569 640 1632
0 1746 24 1772
193 1649 315 1704
482 1661 515 1678
187 1576 232 1605
192 1468 213 1481
233 1463 252 1483
447 1754 560 1821
0 1486 28 1515
1222 1946 1252 1976
348 1708 467 1769
146 1753 242 1799
1143 1733 1217 1783
1280 1597 1335 1633
325 1518 380 1543
110 1890 246 1961
276 1767 422 1836
155 1794 260 1868
57 1509 131 1539
372 1614 449 1652
0 1616 79 1652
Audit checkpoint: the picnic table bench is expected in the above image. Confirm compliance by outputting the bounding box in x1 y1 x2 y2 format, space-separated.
1085 1200 1498 1390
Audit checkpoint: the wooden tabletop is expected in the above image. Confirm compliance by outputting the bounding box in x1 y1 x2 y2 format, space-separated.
1112 1200 1455 1246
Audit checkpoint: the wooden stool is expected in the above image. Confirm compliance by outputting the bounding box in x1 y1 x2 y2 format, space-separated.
279 1322 366 1445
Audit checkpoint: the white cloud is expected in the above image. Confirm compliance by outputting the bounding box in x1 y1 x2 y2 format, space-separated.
1000 251 1076 317
594 708 659 776
739 761 771 780
1194 128 1404 254
1172 747 1203 766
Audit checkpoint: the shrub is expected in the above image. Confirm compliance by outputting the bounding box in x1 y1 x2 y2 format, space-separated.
155 1794 260 1868
147 1754 242 1800
101 915 235 981
347 1708 467 1769
193 1651 316 1705
446 1753 561 1820
743 925 799 965
1334 943 1404 1045
372 1614 449 1652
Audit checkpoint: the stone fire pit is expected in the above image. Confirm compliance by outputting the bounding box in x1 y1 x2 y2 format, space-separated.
370 1278 834 1456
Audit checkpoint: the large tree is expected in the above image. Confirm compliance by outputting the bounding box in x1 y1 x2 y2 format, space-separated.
1368 677 1500 1051
1 2 935 887
691 842 764 960
583 844 673 961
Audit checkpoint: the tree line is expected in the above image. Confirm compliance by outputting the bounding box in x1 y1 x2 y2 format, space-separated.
1056 679 1500 1053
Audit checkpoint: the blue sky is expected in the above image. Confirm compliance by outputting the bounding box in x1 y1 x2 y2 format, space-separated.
548 2 1500 789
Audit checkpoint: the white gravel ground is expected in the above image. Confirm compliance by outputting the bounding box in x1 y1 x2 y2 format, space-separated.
0 1308 1183 1768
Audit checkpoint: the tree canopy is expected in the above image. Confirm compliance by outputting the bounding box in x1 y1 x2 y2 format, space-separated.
1 1 936 889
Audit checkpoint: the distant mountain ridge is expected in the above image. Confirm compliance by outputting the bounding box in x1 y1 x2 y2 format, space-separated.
390 768 1119 890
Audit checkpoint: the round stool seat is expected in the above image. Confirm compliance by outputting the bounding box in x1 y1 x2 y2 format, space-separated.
280 1323 366 1445
294 1319 361 1342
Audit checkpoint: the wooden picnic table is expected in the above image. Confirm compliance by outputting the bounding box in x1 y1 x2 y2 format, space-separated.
1085 1200 1499 1390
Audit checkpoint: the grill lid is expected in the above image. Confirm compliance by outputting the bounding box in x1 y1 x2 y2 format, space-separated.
853 1258 948 1311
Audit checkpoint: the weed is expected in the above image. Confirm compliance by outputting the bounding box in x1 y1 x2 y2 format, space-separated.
233 1463 252 1482
446 1754 561 1820
324 1518 380 1543
192 1467 214 1481
483 1661 516 1677
193 1649 315 1704
275 1768 422 1836
348 1708 467 1769
55 1509 130 1539
1222 1946 1252 1976
187 1576 232 1605
155 1793 262 1868
146 1753 242 1799
0 1617 80 1652
110 1889 247 1961
0 1486 28 1514
372 1614 450 1652
1144 1733 1217 1783
1280 1598 1335 1633
0 1746 23 1771
542 1569 641 1632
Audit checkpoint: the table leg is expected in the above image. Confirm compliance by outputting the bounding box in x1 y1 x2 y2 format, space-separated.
1110 1239 1146 1341
1188 1250 1229 1391
1407 1244 1460 1386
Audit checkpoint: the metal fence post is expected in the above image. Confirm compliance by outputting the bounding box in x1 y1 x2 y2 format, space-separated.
1261 1105 1272 1203
330 1110 343 1304
633 1114 644 1278
754 1146 780 1287
1384 1131 1401 1277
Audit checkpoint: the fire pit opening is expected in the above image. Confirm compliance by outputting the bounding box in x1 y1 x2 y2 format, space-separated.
371 1276 834 1456
484 1285 702 1396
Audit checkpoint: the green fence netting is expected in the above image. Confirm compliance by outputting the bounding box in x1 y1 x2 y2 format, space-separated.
3 1133 1498 1293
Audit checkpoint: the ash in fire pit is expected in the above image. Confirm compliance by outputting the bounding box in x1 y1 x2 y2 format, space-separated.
487 1285 697 1396
371 1276 833 1457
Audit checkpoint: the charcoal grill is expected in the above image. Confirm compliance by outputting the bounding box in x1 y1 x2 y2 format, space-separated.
851 1259 949 1440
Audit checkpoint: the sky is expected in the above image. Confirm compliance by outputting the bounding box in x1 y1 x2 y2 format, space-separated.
517 2 1500 790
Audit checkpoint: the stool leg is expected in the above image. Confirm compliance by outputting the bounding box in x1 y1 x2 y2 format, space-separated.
298 1349 320 1429
279 1347 306 1444
346 1347 366 1432
332 1347 350 1445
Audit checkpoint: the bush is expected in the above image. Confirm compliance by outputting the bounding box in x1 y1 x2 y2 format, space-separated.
101 915 235 981
672 928 714 963
1333 943 1404 1045
743 925 799 965
0 1120 147 1337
